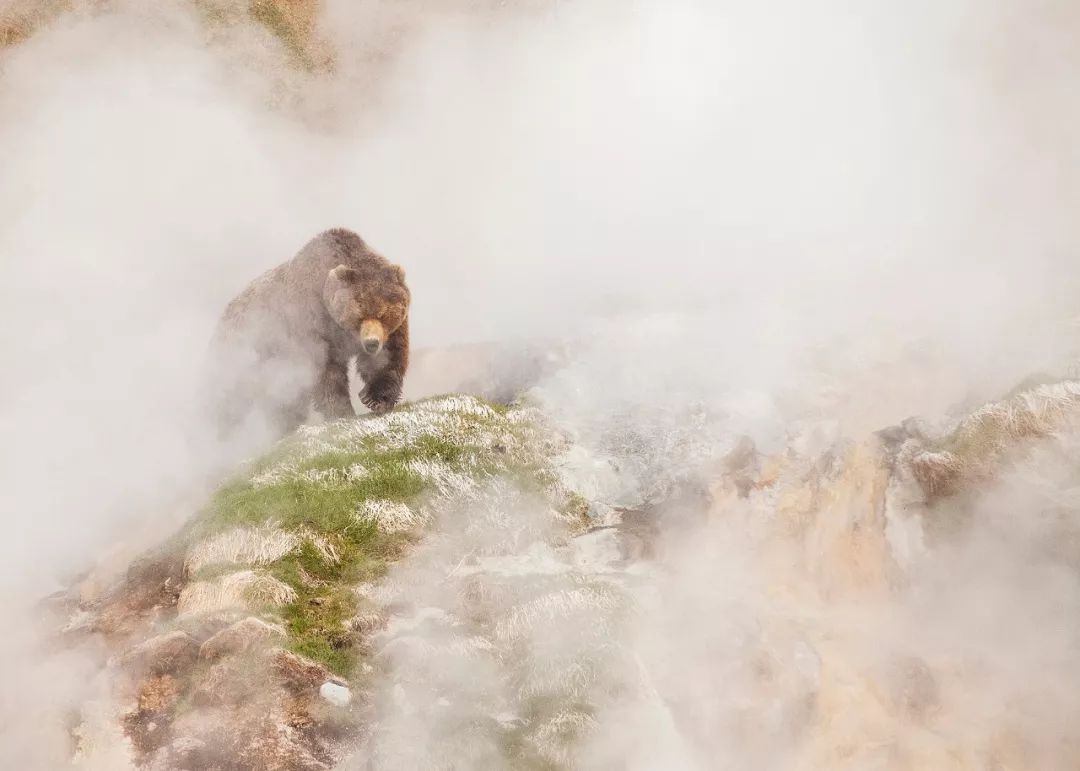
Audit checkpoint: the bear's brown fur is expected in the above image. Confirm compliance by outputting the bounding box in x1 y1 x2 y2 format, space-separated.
207 228 410 439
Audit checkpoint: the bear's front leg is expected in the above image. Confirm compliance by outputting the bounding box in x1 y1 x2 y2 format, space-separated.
313 362 355 420
360 369 402 415
359 317 408 414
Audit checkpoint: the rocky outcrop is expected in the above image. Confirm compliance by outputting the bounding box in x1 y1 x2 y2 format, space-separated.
901 380 1080 500
200 616 287 662
50 379 1080 769
118 641 357 769
112 631 200 678
53 395 561 769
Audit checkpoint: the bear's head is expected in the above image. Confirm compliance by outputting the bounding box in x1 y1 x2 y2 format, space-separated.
322 261 410 356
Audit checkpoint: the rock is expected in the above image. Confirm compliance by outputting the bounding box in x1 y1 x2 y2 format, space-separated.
199 616 286 662
113 630 199 676
162 706 333 771
319 681 352 707
123 674 182 760
599 507 659 560
900 416 931 440
137 674 180 713
192 657 259 707
876 417 932 459
91 552 185 637
175 609 247 642
875 423 910 450
271 649 337 693
234 717 332 771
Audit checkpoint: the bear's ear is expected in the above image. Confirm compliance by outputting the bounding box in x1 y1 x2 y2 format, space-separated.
324 266 361 324
328 264 360 285
391 265 406 282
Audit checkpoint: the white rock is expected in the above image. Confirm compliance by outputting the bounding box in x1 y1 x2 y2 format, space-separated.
319 681 352 707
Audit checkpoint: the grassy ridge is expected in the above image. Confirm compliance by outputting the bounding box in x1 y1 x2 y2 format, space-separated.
178 395 551 676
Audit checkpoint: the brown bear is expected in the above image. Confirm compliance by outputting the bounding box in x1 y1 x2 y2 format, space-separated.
206 228 410 440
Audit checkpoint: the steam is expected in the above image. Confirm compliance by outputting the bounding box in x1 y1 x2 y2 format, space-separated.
2 0 1080 767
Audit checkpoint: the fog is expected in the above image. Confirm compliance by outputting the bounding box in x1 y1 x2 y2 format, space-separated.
2 0 1080 767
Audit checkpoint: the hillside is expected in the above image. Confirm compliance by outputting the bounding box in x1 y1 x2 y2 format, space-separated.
42 373 1080 769
55 394 584 767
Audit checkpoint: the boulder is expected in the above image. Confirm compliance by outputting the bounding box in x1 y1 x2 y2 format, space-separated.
319 681 352 707
271 649 339 693
113 630 199 676
199 616 286 662
192 657 260 707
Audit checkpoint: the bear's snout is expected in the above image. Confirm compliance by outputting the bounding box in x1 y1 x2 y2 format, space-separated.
359 318 387 356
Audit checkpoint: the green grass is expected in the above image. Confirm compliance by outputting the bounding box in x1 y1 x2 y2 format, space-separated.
177 395 556 677
194 471 412 677
271 541 368 675
295 436 467 478
203 470 423 534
